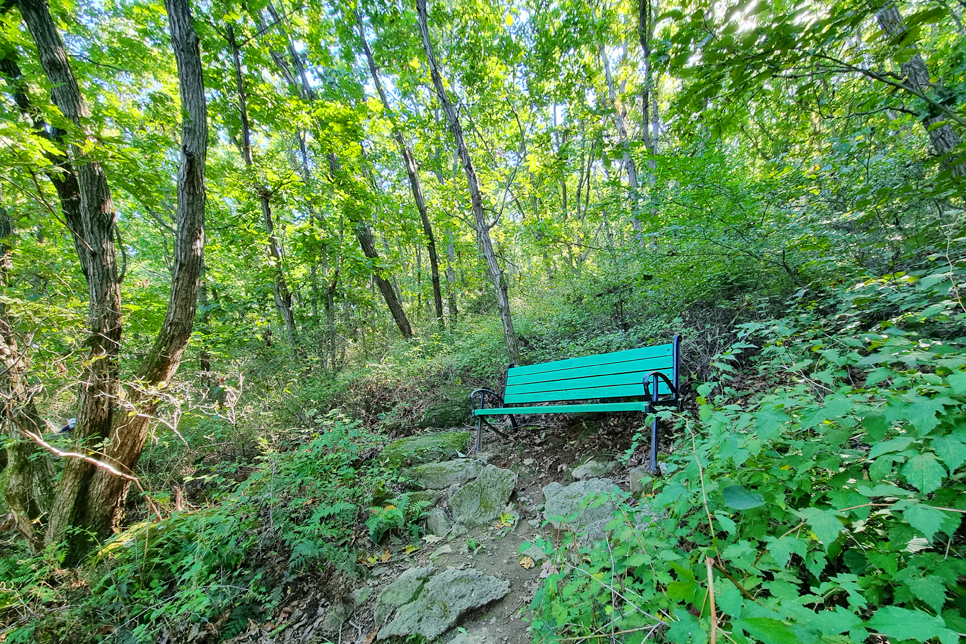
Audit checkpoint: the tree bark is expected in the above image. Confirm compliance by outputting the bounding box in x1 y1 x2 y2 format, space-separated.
417 0 520 363
17 0 124 556
356 10 444 328
876 2 965 179
78 0 209 549
227 24 298 348
0 199 56 552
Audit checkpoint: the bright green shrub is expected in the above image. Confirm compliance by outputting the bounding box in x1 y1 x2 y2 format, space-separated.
530 264 966 644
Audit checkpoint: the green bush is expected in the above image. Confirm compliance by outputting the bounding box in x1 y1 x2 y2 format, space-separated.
530 263 966 644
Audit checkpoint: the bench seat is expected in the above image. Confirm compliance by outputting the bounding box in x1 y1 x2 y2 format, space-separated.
470 335 681 473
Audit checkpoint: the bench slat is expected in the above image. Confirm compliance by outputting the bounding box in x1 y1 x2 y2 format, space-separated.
508 343 673 378
505 367 674 397
474 401 648 415
504 381 672 405
506 356 673 389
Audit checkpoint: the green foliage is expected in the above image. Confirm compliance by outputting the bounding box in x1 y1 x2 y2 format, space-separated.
366 493 430 544
530 264 966 644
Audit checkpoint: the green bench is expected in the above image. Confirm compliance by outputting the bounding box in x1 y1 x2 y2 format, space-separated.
470 336 681 474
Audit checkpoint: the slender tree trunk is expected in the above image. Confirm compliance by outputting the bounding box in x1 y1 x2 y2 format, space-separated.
600 44 641 232
356 11 444 328
0 199 55 552
17 0 124 556
639 0 660 222
876 2 965 179
417 0 519 363
328 154 414 338
445 230 458 325
227 24 298 347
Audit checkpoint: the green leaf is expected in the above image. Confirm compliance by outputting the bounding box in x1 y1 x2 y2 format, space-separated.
944 370 966 396
868 436 915 458
931 435 966 473
906 575 947 614
734 617 798 644
796 508 844 549
902 453 947 494
861 414 888 441
717 579 742 617
721 485 765 510
904 397 949 435
809 606 862 635
764 535 806 568
903 503 946 540
865 606 957 644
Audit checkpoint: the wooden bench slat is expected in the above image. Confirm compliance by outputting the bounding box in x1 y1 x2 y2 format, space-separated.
507 356 674 387
505 381 672 405
505 369 674 398
474 401 649 415
507 343 673 377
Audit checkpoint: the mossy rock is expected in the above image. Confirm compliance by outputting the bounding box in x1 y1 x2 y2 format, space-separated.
381 431 471 469
418 398 472 429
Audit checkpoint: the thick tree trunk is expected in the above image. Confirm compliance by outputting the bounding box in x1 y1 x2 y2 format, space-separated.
0 201 55 551
600 44 641 232
417 0 519 363
17 0 124 556
227 25 298 347
876 2 965 179
79 0 209 548
356 11 444 327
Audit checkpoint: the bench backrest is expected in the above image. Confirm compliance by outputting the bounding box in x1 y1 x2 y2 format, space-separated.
503 338 679 406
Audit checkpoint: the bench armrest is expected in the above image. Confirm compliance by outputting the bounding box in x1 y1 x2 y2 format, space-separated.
469 389 505 411
642 371 679 407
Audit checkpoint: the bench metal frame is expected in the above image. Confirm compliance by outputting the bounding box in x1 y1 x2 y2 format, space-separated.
470 335 681 474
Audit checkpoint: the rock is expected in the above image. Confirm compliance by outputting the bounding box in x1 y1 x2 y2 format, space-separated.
628 465 655 494
377 568 510 641
426 508 453 536
449 629 489 644
420 398 473 429
382 431 471 469
543 479 621 541
572 459 617 480
430 544 454 558
387 490 441 514
407 459 484 490
321 601 348 632
523 458 535 466
373 564 435 627
351 587 373 608
520 542 546 562
449 464 517 525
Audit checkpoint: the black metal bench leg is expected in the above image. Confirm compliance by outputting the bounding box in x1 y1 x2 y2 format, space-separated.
476 416 484 452
649 410 660 475
508 414 518 429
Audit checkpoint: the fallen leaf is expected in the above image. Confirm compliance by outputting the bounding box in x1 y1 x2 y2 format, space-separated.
520 556 535 569
422 534 443 544
363 630 378 644
540 561 558 578
404 545 421 554
381 550 391 562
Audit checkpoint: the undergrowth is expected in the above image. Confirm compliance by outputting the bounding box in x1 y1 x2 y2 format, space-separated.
529 261 966 643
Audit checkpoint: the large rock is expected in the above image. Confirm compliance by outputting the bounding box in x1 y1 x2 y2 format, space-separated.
373 564 435 628
543 478 621 541
628 465 655 494
407 459 484 490
572 459 617 480
419 398 472 429
425 508 453 536
448 464 517 525
382 431 470 469
378 568 510 641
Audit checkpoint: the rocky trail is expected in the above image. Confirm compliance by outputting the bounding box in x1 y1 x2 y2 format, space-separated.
232 418 656 644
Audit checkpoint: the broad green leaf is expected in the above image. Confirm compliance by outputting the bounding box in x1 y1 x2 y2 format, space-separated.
868 436 915 458
944 370 966 396
735 617 798 644
716 579 742 617
931 435 966 473
765 535 806 568
903 503 946 540
904 397 950 435
809 606 862 635
902 453 947 494
796 508 844 549
906 575 947 614
865 606 957 644
721 485 765 510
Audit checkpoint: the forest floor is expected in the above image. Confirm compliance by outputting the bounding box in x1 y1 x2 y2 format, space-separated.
234 414 646 644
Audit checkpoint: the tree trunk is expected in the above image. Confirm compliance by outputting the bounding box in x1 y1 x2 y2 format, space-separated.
356 11 444 328
417 0 520 363
50 0 209 558
876 2 965 179
328 154 414 339
446 231 458 325
17 0 124 557
638 0 660 222
0 199 56 552
600 44 641 232
227 24 298 347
